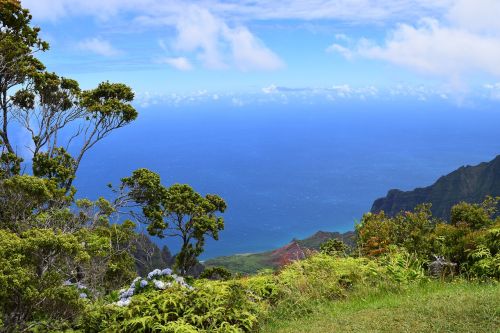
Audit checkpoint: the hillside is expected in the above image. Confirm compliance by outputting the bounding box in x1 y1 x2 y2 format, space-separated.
262 282 500 333
204 230 355 274
371 155 500 219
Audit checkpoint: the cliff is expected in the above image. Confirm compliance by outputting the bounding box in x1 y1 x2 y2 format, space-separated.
371 155 500 219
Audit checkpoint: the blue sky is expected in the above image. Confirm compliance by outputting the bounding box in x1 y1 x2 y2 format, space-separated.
23 0 500 106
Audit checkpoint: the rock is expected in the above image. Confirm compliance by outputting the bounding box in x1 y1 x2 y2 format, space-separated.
428 256 457 278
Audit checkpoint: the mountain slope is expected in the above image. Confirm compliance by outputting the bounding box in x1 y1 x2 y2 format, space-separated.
204 231 355 274
371 155 500 219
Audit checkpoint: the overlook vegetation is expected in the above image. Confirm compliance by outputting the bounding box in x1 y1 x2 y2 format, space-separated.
0 1 499 332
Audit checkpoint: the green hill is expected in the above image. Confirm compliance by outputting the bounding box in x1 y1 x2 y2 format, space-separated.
371 155 500 219
204 230 355 274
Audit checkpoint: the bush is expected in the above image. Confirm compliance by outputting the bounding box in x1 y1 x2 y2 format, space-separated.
199 266 232 281
78 281 264 332
378 246 428 285
0 229 85 331
319 239 348 257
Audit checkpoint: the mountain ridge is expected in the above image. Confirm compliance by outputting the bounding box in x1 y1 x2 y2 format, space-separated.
371 155 500 219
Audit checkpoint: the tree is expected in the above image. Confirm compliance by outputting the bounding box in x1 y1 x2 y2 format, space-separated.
0 0 48 156
0 3 141 328
0 228 85 331
450 196 499 230
120 168 227 275
320 238 348 257
356 204 436 259
1 1 138 195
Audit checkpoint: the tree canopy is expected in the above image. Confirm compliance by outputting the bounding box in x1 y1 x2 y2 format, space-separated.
120 168 227 275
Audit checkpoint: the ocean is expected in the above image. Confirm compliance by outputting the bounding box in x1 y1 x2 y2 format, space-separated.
74 98 500 258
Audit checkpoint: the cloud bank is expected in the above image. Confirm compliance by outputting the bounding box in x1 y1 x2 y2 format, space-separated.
328 0 500 79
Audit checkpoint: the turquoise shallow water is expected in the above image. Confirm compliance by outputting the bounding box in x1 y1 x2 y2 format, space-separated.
74 99 500 258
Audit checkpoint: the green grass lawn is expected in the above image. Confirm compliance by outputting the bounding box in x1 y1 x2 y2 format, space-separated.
261 281 500 333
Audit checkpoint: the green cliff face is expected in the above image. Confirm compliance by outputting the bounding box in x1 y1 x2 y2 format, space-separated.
371 155 500 219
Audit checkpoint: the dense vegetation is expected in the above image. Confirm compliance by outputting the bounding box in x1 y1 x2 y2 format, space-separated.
0 1 499 332
0 1 225 331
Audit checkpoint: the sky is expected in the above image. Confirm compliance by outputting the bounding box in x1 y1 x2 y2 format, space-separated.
22 0 500 106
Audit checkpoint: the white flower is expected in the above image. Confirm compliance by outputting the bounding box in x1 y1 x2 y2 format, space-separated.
63 280 72 286
161 268 173 276
79 293 88 299
174 276 184 284
76 282 86 290
140 279 148 288
116 298 131 307
153 279 166 290
130 277 141 288
119 288 135 298
147 269 162 279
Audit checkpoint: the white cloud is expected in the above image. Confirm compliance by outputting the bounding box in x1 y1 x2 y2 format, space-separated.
174 6 227 69
23 0 453 23
483 83 500 100
172 5 283 70
224 26 283 71
159 57 193 71
447 0 500 33
329 0 500 80
357 19 500 77
330 84 352 98
262 84 278 94
326 44 353 59
77 38 121 57
22 0 457 74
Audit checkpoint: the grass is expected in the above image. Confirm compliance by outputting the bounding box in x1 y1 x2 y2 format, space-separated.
204 251 273 274
261 281 500 333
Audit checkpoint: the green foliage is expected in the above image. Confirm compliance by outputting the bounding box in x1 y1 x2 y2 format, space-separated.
378 246 427 284
200 267 232 281
120 169 226 275
78 281 262 332
0 228 85 331
33 147 77 192
355 197 500 280
1 1 138 195
205 252 273 275
80 81 137 122
75 220 137 294
356 204 436 258
319 239 348 257
0 175 69 231
0 152 22 179
450 196 499 230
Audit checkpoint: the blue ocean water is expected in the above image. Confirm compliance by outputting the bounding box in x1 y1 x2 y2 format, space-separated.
75 98 500 258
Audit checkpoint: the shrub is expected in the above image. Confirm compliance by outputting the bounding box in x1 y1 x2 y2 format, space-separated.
0 229 85 331
319 239 348 257
78 281 263 332
199 266 232 281
378 246 428 285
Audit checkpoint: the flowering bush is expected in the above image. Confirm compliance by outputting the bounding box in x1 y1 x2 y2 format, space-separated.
115 268 193 307
78 279 263 332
